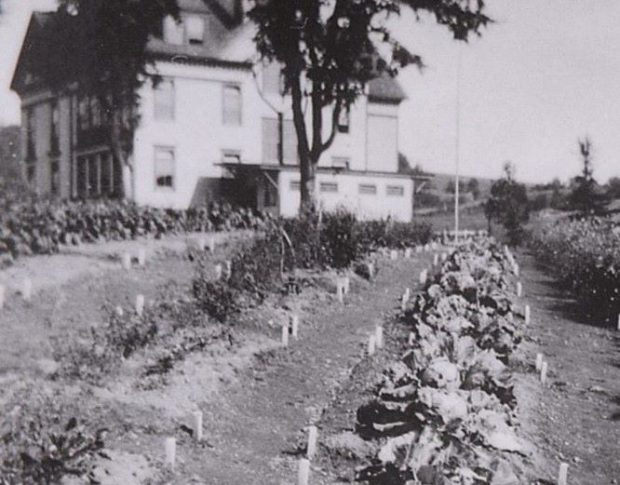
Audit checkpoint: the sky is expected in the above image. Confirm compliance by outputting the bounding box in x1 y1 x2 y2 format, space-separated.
0 0 619 184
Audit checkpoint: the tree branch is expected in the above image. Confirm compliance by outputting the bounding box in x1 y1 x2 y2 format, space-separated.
321 100 342 153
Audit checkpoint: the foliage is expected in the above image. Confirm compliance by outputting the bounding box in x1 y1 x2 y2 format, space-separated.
530 217 620 322
606 176 620 199
0 199 263 265
356 239 526 484
192 279 241 323
247 0 490 208
28 0 180 196
568 137 609 215
484 163 529 245
0 393 106 484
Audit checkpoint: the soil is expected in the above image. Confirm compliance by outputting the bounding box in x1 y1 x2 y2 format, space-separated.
1 239 618 485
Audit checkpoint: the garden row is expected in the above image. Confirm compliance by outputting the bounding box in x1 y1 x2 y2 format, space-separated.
352 239 528 484
530 217 620 323
0 199 263 264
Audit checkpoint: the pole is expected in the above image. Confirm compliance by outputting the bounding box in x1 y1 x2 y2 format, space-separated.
454 43 462 245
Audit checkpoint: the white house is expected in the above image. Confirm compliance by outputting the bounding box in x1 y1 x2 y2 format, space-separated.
11 0 429 221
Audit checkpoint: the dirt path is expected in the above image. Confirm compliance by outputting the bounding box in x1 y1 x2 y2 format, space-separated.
513 252 620 485
146 254 434 485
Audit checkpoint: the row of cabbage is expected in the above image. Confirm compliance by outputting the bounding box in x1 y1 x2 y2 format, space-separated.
0 200 264 264
356 239 526 484
530 217 620 323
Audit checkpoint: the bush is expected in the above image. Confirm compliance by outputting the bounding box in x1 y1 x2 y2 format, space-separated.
192 279 240 323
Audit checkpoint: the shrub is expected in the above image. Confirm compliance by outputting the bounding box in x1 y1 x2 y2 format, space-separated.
193 279 241 323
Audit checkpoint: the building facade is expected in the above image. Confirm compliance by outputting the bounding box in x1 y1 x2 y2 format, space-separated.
11 1 427 221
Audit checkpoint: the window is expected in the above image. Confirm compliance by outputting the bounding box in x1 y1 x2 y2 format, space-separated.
154 79 175 120
50 101 60 153
154 147 175 189
263 62 284 94
100 153 112 196
78 95 90 131
320 182 338 193
186 16 204 45
290 180 300 191
222 150 241 164
331 157 350 169
387 185 404 196
359 184 377 195
338 108 350 133
26 108 36 160
163 16 184 45
223 85 242 125
50 160 60 196
262 118 297 164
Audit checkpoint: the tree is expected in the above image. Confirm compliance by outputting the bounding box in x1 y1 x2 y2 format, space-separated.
466 177 480 199
247 0 490 211
31 0 180 197
568 137 608 215
485 162 529 245
606 176 620 199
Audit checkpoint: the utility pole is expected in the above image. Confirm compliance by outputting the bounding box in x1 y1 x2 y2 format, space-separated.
454 44 462 245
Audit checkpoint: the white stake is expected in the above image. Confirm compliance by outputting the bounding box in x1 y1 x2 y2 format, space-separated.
404 248 412 259
525 305 531 325
208 236 216 253
137 248 147 267
441 252 447 262
297 458 311 485
336 282 344 303
343 276 350 294
366 262 374 279
407 332 415 345
367 335 376 356
514 263 520 277
558 462 568 485
192 411 203 443
424 244 430 252
390 249 398 260
115 305 124 317
164 437 176 469
415 245 422 254
22 278 32 302
306 426 318 459
375 326 384 349
517 281 523 298
419 269 428 285
617 314 620 331
214 264 223 280
0 284 5 310
291 314 299 339
135 294 145 316
535 353 543 372
225 260 232 279
281 324 289 347
121 252 131 270
431 242 438 251
198 237 206 251
433 254 439 266
540 361 548 385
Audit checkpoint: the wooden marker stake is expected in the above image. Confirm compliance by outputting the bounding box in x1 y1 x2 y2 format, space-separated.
22 278 32 302
225 260 232 280
558 462 568 485
441 253 447 262
306 426 318 459
137 248 147 267
135 294 145 316
208 237 216 253
419 269 428 285
535 353 543 372
390 249 398 260
291 315 299 339
192 411 203 443
525 305 531 325
164 437 176 469
336 282 344 304
198 237 206 251
344 277 350 294
367 335 376 356
115 306 124 317
214 264 223 280
517 282 523 298
514 263 520 277
415 246 422 254
297 458 311 485
281 324 289 347
375 326 384 349
540 361 548 385
122 253 131 270
433 254 439 266
617 314 620 331
407 332 415 345
0 284 5 310
404 248 412 259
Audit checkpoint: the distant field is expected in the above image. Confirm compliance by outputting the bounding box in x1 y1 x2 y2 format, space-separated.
413 206 488 233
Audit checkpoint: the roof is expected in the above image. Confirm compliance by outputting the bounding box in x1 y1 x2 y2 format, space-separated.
368 72 407 104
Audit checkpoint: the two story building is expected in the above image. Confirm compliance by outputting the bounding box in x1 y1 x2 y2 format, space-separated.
11 0 428 221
